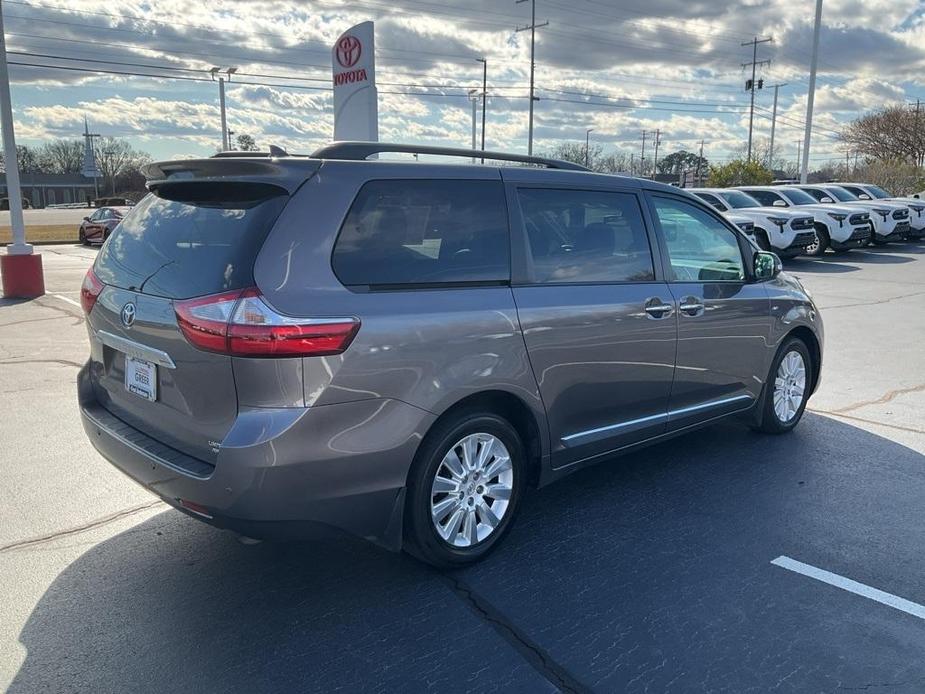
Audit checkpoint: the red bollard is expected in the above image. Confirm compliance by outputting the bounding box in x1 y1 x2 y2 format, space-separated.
1 252 45 298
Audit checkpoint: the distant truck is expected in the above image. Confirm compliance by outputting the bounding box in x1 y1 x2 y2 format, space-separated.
0 197 33 211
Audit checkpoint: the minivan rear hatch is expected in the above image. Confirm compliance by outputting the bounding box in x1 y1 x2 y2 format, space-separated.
86 157 319 464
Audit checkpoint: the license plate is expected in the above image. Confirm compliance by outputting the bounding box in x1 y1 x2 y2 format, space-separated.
125 356 157 402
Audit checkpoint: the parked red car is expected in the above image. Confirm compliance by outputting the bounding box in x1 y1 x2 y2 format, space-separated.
79 206 131 245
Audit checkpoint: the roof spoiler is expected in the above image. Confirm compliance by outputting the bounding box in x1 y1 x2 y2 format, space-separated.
142 157 321 196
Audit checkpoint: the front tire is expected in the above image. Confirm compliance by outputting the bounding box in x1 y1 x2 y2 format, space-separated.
754 338 813 434
805 226 830 256
79 227 89 246
404 411 526 568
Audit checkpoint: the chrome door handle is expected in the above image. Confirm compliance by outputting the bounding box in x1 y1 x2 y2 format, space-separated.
678 296 705 316
644 299 674 319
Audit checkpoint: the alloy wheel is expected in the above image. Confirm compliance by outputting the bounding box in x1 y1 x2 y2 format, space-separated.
430 433 514 547
773 350 806 423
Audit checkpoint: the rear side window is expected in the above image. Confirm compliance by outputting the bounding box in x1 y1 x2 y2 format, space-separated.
332 180 510 288
94 184 287 299
516 188 654 284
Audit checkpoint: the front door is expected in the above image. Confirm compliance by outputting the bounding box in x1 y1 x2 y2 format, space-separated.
510 185 678 467
648 193 771 431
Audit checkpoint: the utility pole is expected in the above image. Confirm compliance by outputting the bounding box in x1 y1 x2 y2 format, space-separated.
640 130 648 177
742 36 772 163
468 89 479 163
585 128 594 168
210 66 237 151
796 140 802 178
695 139 705 185
652 129 662 177
515 0 547 155
845 149 850 179
801 0 823 183
477 58 487 163
630 153 635 176
767 83 786 167
914 99 920 167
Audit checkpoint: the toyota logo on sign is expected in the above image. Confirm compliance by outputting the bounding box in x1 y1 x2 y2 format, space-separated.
336 35 362 68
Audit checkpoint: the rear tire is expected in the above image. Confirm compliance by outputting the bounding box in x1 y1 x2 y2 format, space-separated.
404 410 526 568
754 337 813 434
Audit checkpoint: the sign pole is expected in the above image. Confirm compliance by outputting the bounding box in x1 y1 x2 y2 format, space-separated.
0 0 44 297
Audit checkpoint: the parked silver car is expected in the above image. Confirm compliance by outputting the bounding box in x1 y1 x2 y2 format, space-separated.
78 143 824 567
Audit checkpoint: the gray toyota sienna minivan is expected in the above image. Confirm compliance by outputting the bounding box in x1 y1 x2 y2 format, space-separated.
78 143 823 567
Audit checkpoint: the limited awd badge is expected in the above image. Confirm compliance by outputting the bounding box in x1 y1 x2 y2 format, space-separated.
120 302 136 328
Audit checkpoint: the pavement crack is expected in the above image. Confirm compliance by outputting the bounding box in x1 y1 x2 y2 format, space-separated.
0 500 166 553
830 382 925 414
809 409 925 435
0 358 84 369
439 572 591 694
821 289 925 310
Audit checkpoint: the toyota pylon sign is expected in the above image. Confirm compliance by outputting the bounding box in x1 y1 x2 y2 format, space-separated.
332 21 378 142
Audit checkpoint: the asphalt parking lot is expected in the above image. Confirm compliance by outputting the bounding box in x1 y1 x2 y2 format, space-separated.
1 242 924 693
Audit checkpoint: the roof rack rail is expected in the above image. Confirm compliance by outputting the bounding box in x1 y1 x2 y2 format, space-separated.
309 141 590 171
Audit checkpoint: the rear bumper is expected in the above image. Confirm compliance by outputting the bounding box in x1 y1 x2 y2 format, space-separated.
78 362 434 549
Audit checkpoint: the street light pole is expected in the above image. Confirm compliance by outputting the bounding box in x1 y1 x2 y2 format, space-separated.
211 66 237 152
477 58 487 163
585 128 593 168
768 83 787 167
468 89 478 164
801 0 824 183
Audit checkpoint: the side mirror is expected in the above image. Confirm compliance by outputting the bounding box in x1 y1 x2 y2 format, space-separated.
772 199 787 207
82 216 90 222
820 196 833 203
754 251 782 280
859 194 871 200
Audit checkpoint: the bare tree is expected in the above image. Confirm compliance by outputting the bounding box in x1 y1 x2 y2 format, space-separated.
841 105 925 166
857 159 925 195
37 139 84 174
544 142 633 174
1 145 40 173
95 137 150 194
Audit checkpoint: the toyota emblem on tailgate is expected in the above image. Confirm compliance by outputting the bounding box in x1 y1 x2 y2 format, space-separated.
120 302 136 328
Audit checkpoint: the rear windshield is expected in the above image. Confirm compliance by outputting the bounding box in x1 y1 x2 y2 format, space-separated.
94 184 287 299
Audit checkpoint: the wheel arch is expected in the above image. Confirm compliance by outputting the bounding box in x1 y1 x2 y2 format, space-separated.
412 390 546 489
785 325 822 395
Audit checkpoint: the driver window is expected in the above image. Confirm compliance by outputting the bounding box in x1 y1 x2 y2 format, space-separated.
653 197 745 282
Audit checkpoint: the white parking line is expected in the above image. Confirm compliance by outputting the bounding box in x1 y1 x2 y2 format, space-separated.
49 292 81 309
771 555 925 620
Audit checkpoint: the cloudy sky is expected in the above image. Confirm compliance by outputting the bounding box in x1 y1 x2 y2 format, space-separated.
6 0 925 166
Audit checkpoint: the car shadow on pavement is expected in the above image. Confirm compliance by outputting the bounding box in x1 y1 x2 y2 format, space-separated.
9 414 925 693
782 257 859 273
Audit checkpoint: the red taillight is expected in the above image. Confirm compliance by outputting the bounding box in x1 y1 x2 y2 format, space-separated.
80 267 104 315
174 288 359 358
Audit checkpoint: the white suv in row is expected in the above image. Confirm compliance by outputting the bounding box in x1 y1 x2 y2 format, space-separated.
838 183 925 240
737 186 871 255
797 184 910 244
688 188 816 257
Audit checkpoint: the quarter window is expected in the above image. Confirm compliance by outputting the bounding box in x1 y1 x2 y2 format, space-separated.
516 188 654 284
653 197 745 282
332 180 510 287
